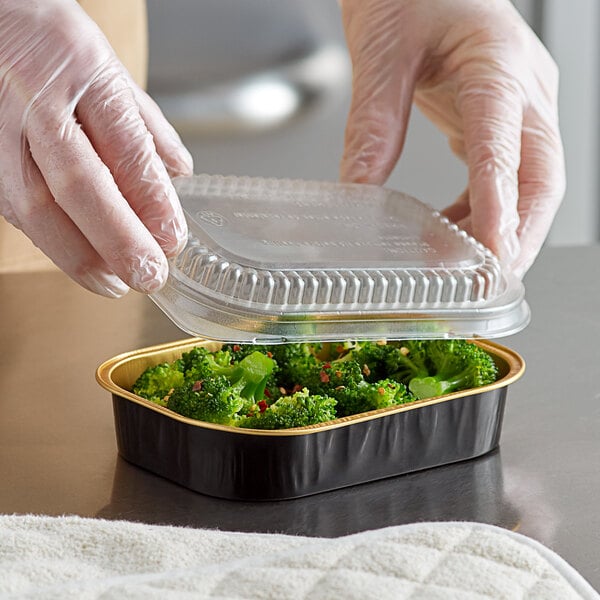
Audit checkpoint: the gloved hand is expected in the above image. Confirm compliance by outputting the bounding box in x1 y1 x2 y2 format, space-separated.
0 0 193 297
339 0 565 277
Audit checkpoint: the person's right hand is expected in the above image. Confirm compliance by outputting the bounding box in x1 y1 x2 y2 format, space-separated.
0 0 193 297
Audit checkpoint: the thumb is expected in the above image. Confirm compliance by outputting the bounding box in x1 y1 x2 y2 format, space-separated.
339 2 423 184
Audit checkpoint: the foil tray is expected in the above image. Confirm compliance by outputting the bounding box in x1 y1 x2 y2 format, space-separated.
96 338 525 501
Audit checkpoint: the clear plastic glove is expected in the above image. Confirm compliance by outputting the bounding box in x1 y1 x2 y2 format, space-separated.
340 0 565 277
0 0 193 297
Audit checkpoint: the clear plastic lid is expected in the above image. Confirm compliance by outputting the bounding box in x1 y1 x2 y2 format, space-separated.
150 174 530 343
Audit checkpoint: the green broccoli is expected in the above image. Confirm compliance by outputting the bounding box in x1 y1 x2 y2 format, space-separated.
239 388 337 430
267 343 321 390
221 343 283 401
336 378 416 417
384 340 431 384
303 358 365 400
130 339 499 428
132 360 185 405
180 346 233 382
334 340 395 383
166 351 275 425
221 343 272 361
408 339 498 399
327 340 431 384
167 376 245 424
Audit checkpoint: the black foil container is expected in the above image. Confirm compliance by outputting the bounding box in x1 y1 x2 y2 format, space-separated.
96 338 525 501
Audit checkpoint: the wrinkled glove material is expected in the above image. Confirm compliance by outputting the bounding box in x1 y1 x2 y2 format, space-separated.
0 0 193 296
340 0 565 277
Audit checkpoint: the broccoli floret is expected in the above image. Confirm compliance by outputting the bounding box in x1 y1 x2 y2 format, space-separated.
167 376 245 424
180 346 233 382
166 351 275 425
221 343 272 361
221 343 283 399
408 340 498 399
334 340 395 383
268 343 321 390
384 340 430 384
336 378 416 417
303 358 365 400
239 388 337 430
205 350 276 403
132 360 185 405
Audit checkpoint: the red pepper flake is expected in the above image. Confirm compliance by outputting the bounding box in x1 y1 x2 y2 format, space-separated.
233 344 241 352
377 387 386 395
291 384 303 394
322 362 331 370
192 380 203 392
319 370 330 383
362 364 371 377
264 388 271 398
266 351 273 358
258 400 268 413
336 344 345 354
334 370 343 379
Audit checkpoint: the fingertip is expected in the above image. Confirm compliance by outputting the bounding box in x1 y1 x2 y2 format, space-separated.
150 185 189 257
163 142 194 178
160 222 188 259
79 271 131 298
506 237 538 280
487 231 520 272
339 162 373 185
340 102 413 185
512 261 528 280
172 225 189 257
456 213 521 272
127 253 170 294
339 145 391 186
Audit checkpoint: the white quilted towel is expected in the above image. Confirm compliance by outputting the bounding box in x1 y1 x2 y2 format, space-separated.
0 515 597 599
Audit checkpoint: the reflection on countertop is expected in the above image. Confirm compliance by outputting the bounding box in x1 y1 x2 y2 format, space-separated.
96 450 520 537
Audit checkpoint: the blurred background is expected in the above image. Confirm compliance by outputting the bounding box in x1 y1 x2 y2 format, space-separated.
146 0 598 248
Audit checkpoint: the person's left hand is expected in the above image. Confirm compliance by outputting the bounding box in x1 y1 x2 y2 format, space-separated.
339 0 566 278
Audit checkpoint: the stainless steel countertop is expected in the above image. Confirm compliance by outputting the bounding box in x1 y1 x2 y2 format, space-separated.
1 245 598 590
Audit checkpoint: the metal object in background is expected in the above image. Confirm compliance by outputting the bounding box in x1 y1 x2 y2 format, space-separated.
151 44 350 134
147 1 350 135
